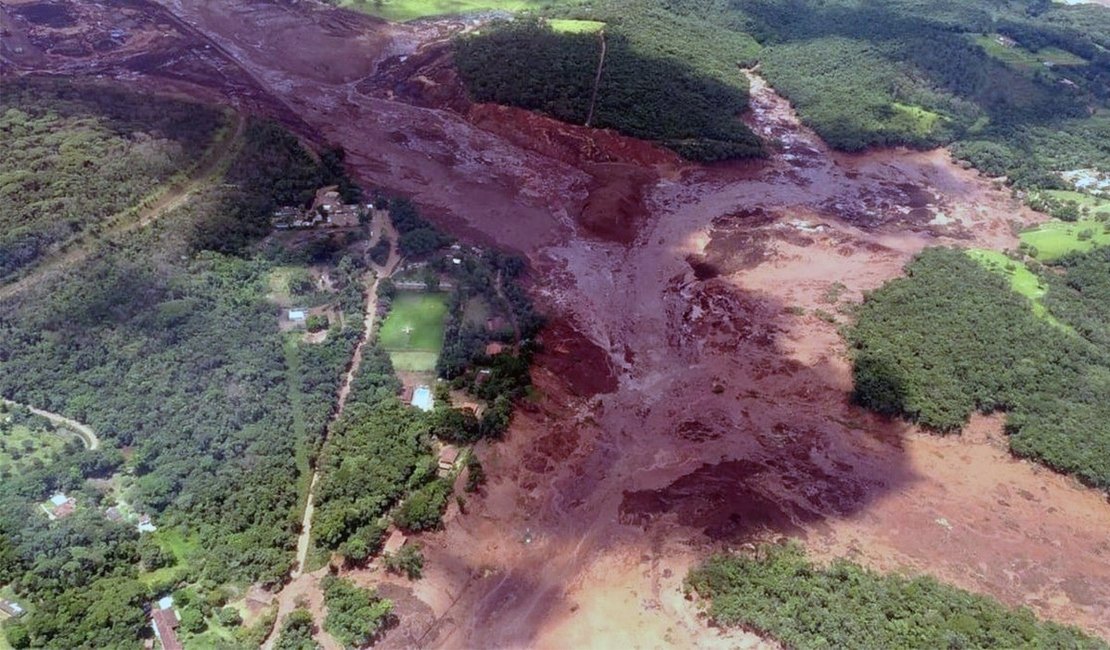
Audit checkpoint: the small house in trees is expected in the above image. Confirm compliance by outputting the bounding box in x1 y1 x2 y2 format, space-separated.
0 599 25 618
485 342 505 356
438 445 460 473
151 607 182 650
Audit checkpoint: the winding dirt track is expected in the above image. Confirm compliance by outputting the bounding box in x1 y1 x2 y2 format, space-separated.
4 1 1110 647
1 398 99 451
0 112 245 301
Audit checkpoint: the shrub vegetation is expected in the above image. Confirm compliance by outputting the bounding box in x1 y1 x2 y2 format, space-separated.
687 543 1106 649
849 247 1110 489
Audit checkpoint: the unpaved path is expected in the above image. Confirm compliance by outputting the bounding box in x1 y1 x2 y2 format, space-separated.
265 209 401 650
1 398 99 451
0 112 245 302
584 30 606 128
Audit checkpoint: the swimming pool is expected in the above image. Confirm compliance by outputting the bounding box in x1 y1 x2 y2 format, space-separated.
412 385 434 412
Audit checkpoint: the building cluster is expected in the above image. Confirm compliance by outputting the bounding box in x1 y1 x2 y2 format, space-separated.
272 186 368 230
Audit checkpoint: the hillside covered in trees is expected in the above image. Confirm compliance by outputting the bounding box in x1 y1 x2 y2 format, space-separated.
455 0 1107 183
0 105 368 647
455 6 764 161
0 78 226 282
687 544 1107 649
849 247 1110 490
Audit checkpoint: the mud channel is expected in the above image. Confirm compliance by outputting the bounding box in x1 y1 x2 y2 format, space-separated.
4 1 1109 647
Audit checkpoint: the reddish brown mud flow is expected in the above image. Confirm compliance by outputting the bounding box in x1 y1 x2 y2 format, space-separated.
4 2 1109 647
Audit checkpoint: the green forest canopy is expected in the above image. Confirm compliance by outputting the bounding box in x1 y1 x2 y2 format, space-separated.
0 78 225 282
0 109 366 648
849 247 1110 490
686 543 1106 649
454 0 1107 183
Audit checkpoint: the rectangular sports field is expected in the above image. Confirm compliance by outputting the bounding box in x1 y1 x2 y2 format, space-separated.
378 292 449 372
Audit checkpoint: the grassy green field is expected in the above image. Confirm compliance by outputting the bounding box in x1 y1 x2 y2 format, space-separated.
139 528 199 587
1043 189 1110 214
0 422 69 477
547 18 605 33
337 0 552 22
973 34 1087 70
1020 219 1110 261
379 292 449 372
966 250 1057 320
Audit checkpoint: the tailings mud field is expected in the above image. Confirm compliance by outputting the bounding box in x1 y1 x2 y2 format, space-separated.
5 1 1108 647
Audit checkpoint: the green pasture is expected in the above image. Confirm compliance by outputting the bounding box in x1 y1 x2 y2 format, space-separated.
0 421 70 477
337 0 553 22
1020 219 1110 261
379 292 449 371
966 249 1068 330
973 34 1086 70
1042 189 1110 214
548 18 605 33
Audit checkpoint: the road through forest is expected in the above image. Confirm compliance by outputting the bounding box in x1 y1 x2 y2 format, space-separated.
1 398 99 451
263 210 402 650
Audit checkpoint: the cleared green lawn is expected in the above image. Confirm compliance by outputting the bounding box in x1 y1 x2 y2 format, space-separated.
548 18 605 33
967 249 1070 331
379 292 449 371
973 34 1087 69
1043 189 1110 214
0 422 70 476
1020 219 1110 261
337 0 551 22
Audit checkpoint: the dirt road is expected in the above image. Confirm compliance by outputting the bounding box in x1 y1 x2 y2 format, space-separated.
0 112 246 301
1 398 99 451
6 1 1109 646
264 209 402 650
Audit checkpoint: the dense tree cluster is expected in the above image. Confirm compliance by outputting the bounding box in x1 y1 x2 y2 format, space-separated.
311 397 435 555
320 576 394 649
686 543 1105 649
388 197 453 257
0 114 367 647
191 120 359 255
849 248 1110 489
0 78 224 281
274 609 320 650
455 13 764 161
454 0 1107 179
733 0 1105 182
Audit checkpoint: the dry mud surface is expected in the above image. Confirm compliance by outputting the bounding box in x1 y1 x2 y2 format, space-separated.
4 1 1109 647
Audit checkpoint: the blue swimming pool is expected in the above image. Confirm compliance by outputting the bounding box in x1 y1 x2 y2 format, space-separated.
412 385 434 412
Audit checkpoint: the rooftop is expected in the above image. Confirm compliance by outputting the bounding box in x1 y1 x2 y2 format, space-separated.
383 529 407 555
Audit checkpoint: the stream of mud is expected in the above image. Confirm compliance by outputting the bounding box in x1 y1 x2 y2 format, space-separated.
5 1 1109 646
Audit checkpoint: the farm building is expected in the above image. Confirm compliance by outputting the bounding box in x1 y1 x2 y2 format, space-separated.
485 342 505 356
438 445 460 473
42 493 76 520
151 607 182 650
0 599 25 618
138 514 157 533
288 309 307 322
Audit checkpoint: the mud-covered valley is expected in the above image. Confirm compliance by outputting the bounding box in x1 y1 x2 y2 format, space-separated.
4 1 1109 647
